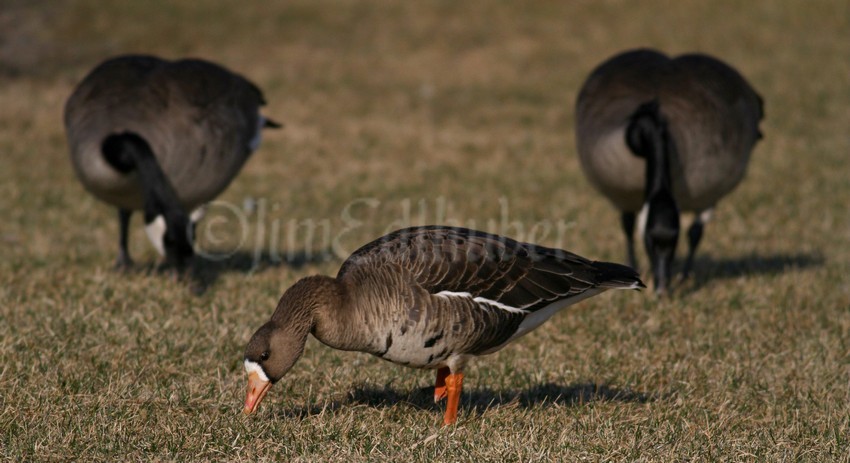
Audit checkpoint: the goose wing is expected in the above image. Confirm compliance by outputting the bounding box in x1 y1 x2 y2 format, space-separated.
338 226 642 314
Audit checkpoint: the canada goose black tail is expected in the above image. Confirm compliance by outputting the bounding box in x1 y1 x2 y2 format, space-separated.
625 100 680 295
264 118 283 129
101 132 194 270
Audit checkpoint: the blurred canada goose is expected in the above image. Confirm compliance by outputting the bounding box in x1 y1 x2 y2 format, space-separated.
64 55 280 272
243 226 643 425
575 49 764 294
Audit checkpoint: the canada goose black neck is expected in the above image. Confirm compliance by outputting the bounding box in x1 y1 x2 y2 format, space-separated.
626 101 680 294
102 132 193 269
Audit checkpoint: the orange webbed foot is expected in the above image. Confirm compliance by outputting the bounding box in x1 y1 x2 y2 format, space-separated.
442 372 464 426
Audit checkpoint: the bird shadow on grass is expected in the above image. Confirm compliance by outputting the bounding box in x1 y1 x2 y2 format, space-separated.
271 382 655 420
678 251 824 294
189 248 338 293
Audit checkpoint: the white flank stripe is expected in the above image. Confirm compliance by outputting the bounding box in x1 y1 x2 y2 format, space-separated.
435 291 528 315
473 296 528 314
243 359 270 382
435 290 473 299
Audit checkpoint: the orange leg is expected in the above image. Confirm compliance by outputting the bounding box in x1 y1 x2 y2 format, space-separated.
434 367 450 402
442 372 464 426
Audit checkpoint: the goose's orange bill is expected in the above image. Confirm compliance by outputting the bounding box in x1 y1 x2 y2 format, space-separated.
243 372 271 414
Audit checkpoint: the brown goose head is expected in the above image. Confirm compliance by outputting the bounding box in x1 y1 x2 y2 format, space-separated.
242 276 340 414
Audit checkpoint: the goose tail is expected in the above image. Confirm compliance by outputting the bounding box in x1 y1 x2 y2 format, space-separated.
264 118 283 129
593 261 645 290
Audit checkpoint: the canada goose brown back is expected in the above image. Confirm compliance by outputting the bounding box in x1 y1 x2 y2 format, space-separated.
575 49 763 293
64 55 279 272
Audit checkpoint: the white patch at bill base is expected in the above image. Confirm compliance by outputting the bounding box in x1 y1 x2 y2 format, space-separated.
244 359 270 383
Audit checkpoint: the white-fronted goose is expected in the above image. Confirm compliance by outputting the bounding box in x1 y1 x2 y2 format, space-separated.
575 49 764 294
243 226 643 425
64 55 279 272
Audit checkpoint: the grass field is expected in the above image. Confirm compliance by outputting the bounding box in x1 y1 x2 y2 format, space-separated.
2 0 849 460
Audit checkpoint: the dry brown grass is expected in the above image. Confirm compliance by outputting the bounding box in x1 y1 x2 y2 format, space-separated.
1 0 849 461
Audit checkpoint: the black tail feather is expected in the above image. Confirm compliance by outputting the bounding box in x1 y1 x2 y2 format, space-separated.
264 118 283 129
592 261 645 289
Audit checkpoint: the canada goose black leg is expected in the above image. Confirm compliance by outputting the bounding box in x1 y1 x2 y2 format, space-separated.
681 220 703 280
621 211 638 269
115 208 134 270
681 209 712 281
